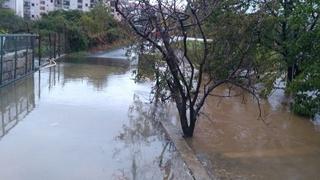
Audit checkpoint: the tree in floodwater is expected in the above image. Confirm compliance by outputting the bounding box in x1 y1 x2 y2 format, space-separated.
116 0 261 137
256 0 320 117
259 0 320 83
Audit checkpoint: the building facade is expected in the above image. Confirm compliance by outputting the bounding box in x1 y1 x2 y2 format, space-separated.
4 0 123 20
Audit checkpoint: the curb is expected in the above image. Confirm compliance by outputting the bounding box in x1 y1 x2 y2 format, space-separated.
160 120 213 180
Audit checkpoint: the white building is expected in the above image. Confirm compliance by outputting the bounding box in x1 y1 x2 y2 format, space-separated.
4 0 123 21
62 0 91 11
24 0 41 19
3 0 24 17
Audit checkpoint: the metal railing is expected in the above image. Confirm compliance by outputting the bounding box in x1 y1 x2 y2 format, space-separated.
0 33 66 88
0 34 38 88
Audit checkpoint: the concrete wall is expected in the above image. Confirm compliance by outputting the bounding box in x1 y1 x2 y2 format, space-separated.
1 50 33 84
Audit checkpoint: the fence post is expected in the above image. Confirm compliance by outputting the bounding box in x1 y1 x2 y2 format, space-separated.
0 36 3 85
14 36 17 79
25 36 29 74
64 24 67 53
38 35 41 68
31 36 35 71
49 33 52 59
53 33 56 59
58 33 61 57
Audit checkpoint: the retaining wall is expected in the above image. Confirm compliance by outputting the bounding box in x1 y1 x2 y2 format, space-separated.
1 49 33 84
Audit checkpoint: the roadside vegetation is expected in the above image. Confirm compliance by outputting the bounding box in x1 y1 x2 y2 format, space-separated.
202 1 319 119
0 0 319 137
0 2 129 52
116 0 320 137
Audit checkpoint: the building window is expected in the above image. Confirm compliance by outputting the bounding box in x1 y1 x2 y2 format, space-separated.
31 15 34 17
40 1 45 5
78 5 82 9
40 6 45 10
51 0 53 3
31 3 35 6
78 0 83 3
85 3 88 7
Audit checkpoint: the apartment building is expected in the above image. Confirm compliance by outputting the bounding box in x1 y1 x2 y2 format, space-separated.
23 0 92 19
2 0 123 20
56 0 91 11
23 0 55 19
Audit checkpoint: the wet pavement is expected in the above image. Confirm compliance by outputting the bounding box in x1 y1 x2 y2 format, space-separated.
0 60 192 180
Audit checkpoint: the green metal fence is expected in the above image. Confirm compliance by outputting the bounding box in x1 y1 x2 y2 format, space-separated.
39 32 67 66
0 34 38 88
0 33 66 88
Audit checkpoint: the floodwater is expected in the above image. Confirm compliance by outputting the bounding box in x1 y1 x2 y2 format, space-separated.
2 48 320 180
89 48 129 59
0 57 192 179
182 86 320 179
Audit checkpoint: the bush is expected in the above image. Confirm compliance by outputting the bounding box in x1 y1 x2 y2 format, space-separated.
33 5 125 52
290 61 320 117
0 9 28 33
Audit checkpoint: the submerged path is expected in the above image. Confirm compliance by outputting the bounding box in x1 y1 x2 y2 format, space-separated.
0 56 192 180
86 47 139 66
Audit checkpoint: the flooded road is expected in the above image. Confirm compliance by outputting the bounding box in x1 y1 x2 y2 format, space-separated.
2 48 320 180
0 60 192 180
182 86 320 179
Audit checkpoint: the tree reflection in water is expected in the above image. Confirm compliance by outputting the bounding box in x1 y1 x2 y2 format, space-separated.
113 94 192 180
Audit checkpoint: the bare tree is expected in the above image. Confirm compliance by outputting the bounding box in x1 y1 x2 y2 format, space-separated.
116 0 259 137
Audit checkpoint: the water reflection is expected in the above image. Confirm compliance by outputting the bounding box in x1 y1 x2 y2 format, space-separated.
0 74 36 140
0 58 129 142
114 96 192 180
0 57 192 180
61 63 128 91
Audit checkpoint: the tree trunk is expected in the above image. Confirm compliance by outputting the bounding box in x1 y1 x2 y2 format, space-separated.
177 105 196 137
287 66 293 82
287 64 300 83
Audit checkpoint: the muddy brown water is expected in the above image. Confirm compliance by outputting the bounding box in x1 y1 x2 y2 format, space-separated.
178 86 320 180
1 50 319 180
0 60 193 180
